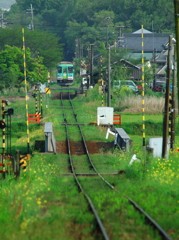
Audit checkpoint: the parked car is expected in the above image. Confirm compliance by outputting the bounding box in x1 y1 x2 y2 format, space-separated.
113 80 139 93
152 81 166 92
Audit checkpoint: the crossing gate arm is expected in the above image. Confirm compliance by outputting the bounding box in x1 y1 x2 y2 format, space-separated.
44 122 56 153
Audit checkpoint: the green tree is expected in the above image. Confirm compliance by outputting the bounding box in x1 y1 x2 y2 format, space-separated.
0 45 47 90
5 0 175 61
0 28 63 68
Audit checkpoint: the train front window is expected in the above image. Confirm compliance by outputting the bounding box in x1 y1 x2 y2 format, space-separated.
68 67 73 73
63 67 67 73
57 66 62 73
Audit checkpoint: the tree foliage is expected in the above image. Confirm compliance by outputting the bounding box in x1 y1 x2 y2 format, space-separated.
0 45 47 90
0 28 63 68
4 0 174 60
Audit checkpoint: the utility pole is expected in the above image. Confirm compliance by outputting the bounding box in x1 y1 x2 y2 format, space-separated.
170 44 177 150
75 39 77 58
27 4 34 30
174 0 179 112
0 10 8 28
153 48 156 90
116 25 125 48
162 35 173 158
75 39 81 59
0 10 4 28
87 45 91 87
81 44 83 59
107 44 111 107
90 44 94 86
75 39 78 58
106 17 111 48
78 39 80 58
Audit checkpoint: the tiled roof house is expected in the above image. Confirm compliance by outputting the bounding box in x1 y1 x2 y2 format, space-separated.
117 29 173 81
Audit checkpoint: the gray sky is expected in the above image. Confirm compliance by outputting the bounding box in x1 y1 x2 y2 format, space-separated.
0 0 15 9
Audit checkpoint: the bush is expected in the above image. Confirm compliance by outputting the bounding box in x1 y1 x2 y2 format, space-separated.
1 87 25 96
85 84 102 102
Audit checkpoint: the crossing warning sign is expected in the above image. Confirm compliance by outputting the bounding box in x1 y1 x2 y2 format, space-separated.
45 88 51 94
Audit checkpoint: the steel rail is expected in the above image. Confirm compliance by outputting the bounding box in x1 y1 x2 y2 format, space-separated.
60 92 110 240
68 93 114 189
67 92 172 240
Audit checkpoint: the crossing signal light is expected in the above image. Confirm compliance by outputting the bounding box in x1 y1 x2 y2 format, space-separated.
0 120 6 129
7 108 14 115
32 93 37 98
4 108 14 115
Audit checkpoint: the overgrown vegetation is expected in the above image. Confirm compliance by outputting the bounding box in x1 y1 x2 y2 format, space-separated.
0 86 178 239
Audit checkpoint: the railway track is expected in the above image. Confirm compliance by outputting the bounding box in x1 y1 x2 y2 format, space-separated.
59 91 172 240
60 92 110 240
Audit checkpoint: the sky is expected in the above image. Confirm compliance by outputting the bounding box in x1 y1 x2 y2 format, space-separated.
0 0 15 10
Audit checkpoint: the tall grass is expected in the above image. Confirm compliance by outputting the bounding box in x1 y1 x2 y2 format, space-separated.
114 95 165 114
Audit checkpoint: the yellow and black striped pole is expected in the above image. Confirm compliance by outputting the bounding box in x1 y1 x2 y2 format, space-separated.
38 88 40 116
40 86 43 118
141 25 146 147
38 88 42 118
22 28 30 155
168 94 172 145
35 86 38 115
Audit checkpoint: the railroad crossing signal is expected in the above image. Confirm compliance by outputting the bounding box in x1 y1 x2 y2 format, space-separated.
81 60 85 66
45 88 51 94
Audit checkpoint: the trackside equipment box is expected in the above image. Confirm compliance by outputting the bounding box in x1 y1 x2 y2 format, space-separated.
149 137 170 159
97 107 113 125
44 122 56 153
114 128 130 151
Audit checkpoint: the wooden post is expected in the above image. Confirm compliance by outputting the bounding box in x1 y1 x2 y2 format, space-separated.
162 35 173 158
174 0 179 113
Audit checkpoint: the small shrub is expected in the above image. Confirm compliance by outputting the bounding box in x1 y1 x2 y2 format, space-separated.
1 87 25 96
85 84 102 102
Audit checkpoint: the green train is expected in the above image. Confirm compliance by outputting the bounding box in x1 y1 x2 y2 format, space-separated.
56 61 74 86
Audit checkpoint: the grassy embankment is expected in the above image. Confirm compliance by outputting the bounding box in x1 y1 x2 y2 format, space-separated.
0 84 179 240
